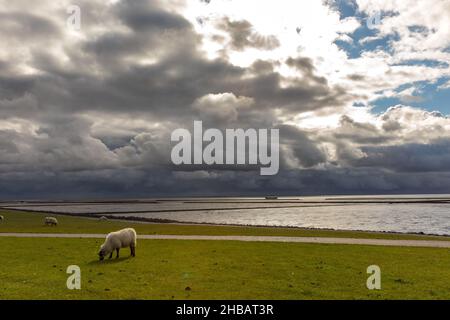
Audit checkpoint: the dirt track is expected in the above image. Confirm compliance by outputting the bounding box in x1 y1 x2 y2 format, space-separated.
1 233 450 248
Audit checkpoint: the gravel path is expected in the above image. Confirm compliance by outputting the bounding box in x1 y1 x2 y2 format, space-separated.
0 233 449 248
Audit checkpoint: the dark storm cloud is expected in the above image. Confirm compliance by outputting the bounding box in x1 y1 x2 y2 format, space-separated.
0 0 349 124
19 47 345 122
217 17 280 51
0 11 60 40
116 0 190 31
346 74 366 81
4 166 450 199
286 57 328 85
332 115 391 144
0 75 36 100
277 125 328 168
0 0 448 198
355 140 450 172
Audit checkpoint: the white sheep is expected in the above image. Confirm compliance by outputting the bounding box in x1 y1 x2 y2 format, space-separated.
99 216 108 221
98 228 137 261
0 215 4 221
44 217 58 226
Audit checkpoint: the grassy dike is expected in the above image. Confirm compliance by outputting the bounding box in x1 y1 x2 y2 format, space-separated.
1 209 450 299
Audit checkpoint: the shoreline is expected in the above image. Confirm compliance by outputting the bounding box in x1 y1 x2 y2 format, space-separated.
2 207 449 239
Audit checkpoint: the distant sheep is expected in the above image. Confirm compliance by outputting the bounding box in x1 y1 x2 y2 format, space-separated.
44 217 58 226
99 216 108 221
0 215 4 221
98 228 137 261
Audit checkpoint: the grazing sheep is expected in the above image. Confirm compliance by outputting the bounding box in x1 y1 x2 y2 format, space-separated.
44 217 58 226
99 216 108 221
0 215 4 221
98 228 136 261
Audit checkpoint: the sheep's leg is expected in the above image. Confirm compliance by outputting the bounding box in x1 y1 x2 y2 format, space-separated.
116 248 120 259
109 252 113 259
130 245 135 257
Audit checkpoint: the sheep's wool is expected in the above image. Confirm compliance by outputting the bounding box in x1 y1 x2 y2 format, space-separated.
100 228 137 255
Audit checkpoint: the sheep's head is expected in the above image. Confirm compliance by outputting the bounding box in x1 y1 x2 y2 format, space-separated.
98 245 108 261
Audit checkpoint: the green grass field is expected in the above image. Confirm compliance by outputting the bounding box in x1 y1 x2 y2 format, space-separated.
1 209 450 299
1 237 449 299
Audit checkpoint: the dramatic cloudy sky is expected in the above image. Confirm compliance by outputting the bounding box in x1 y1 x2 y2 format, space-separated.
1 0 450 199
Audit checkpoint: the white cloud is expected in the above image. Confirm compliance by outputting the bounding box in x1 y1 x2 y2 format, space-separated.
192 93 254 123
438 79 450 90
177 0 450 112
